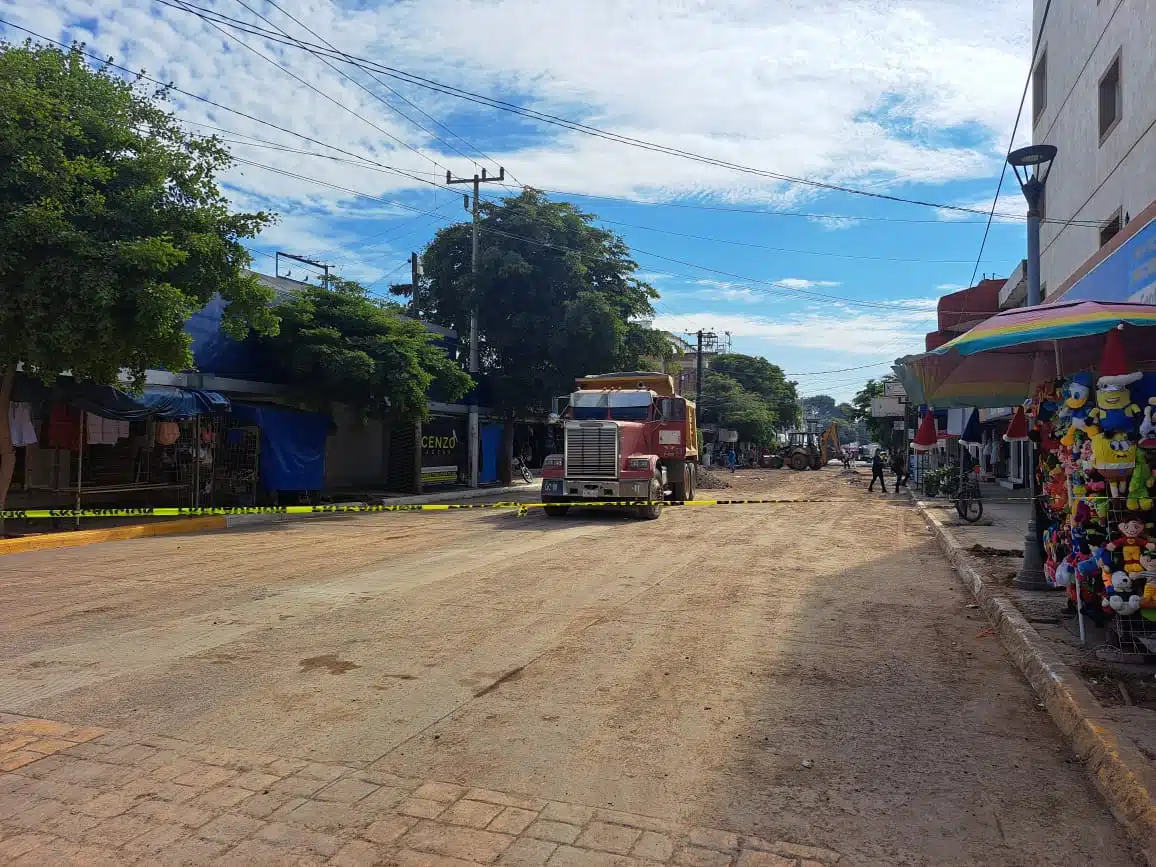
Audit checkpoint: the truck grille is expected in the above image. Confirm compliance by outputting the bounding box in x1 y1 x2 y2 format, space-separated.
565 424 618 478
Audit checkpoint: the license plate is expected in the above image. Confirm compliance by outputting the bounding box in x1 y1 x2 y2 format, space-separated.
542 480 562 494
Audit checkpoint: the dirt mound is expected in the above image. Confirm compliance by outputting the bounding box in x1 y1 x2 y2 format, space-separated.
695 467 731 490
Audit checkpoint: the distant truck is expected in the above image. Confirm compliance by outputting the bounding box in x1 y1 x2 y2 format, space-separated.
540 372 699 520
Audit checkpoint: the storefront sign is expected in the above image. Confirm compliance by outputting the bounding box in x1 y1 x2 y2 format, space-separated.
870 396 905 417
1059 215 1156 303
421 419 464 486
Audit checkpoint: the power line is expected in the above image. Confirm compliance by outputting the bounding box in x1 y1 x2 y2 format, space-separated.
230 0 481 169
593 216 988 265
967 0 1053 288
165 0 449 172
0 18 460 197
154 2 1111 221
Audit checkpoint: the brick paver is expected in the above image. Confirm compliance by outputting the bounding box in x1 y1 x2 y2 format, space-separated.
0 714 844 866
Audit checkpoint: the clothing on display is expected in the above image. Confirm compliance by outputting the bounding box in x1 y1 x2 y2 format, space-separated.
156 421 181 446
8 402 37 447
85 413 130 445
46 405 82 451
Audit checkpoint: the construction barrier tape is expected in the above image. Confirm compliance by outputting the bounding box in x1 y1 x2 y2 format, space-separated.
0 495 1055 520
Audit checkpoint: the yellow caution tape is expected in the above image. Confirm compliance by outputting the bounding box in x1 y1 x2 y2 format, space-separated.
0 494 1048 520
0 498 860 519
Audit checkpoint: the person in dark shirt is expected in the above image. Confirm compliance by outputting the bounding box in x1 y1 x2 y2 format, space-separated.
869 451 888 492
892 449 908 489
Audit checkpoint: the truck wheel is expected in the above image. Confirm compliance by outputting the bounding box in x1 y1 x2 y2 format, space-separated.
543 505 569 518
789 451 810 471
687 465 696 501
637 475 662 520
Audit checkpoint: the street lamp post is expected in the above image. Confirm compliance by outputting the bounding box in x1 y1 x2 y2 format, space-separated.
1008 144 1057 591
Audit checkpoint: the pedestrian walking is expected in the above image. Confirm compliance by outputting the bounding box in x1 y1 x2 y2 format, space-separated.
892 449 908 489
869 450 888 492
727 447 737 473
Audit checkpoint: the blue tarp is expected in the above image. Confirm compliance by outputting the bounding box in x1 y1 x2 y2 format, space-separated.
481 423 503 484
13 375 229 420
231 404 329 492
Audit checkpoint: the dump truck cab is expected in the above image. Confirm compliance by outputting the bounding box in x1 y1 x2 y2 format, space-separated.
539 372 698 519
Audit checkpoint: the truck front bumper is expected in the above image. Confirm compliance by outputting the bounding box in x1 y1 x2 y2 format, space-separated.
541 478 651 500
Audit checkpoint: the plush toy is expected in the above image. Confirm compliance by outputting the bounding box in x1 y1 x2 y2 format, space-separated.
1088 326 1143 434
1045 465 1068 511
1126 448 1155 511
1061 372 1098 446
1138 550 1156 622
1103 571 1142 616
1105 513 1155 575
1140 397 1156 450
1092 430 1137 499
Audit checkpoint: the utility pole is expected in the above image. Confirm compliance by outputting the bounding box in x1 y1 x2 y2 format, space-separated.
446 167 505 488
409 252 421 315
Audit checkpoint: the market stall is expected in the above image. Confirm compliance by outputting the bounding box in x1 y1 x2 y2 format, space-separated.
896 301 1156 657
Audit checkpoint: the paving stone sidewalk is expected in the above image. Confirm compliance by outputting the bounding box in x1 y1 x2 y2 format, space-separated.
0 714 842 866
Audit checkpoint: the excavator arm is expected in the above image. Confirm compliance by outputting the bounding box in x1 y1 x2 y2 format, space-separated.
819 423 841 464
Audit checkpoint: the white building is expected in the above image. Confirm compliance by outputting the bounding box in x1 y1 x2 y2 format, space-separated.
1033 0 1156 302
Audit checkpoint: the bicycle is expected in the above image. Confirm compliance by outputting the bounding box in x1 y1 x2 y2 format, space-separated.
955 464 984 523
512 456 534 484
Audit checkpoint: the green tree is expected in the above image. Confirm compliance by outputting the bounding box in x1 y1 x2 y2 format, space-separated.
850 379 888 443
709 353 799 429
698 371 777 445
409 189 662 413
260 275 472 420
802 394 836 421
411 188 664 479
0 42 277 517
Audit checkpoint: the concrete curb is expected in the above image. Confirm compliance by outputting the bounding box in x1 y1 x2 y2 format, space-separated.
223 482 535 528
912 495 1156 864
0 516 227 557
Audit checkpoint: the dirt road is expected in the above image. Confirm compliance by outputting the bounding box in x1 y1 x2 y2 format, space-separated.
0 469 1139 865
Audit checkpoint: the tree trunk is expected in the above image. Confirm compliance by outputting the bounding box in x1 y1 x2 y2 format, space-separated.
500 416 515 485
0 363 16 538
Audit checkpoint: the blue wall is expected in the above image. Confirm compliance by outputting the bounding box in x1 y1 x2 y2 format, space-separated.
1060 215 1156 304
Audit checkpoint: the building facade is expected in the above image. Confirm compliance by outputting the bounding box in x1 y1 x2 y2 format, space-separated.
1033 0 1156 300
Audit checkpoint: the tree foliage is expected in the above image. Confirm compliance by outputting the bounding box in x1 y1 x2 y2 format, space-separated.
0 41 277 512
850 379 889 443
261 275 472 421
408 189 664 413
709 354 799 429
698 371 778 445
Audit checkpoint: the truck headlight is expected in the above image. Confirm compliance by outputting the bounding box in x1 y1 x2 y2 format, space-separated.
626 457 651 471
543 455 563 469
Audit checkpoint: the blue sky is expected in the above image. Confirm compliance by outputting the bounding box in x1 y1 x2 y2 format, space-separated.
4 0 1034 400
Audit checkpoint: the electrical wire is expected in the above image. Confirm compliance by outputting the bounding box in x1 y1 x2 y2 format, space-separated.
153 1 1113 222
229 0 481 169
167 0 448 172
967 0 1053 288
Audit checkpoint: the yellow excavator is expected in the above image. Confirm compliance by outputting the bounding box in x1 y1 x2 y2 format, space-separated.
769 422 841 470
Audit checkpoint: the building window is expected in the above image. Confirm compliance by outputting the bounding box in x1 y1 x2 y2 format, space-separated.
1032 52 1047 121
1099 53 1121 142
1100 210 1122 247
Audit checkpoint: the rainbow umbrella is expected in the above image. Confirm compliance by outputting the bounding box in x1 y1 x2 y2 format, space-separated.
894 300 1156 408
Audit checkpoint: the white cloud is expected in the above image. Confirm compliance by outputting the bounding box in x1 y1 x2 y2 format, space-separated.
809 216 863 231
0 0 1030 245
937 191 1028 223
776 278 842 291
653 302 936 356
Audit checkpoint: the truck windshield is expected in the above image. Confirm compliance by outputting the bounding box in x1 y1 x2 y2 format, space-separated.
570 390 654 421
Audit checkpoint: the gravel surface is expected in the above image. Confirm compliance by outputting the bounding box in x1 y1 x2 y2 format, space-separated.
0 468 1140 865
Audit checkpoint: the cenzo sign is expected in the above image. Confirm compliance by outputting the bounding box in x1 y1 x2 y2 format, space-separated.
421 420 464 486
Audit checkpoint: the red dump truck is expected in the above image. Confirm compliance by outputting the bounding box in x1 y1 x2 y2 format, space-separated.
539 372 699 519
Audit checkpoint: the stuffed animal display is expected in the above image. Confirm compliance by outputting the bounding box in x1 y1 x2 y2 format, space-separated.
1037 324 1156 639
